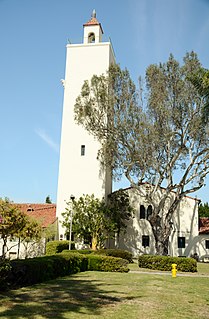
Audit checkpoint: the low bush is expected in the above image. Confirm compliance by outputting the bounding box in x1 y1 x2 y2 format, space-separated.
46 240 75 255
138 255 197 272
3 253 88 290
62 249 92 255
0 259 12 290
87 254 129 272
0 252 129 291
95 249 133 263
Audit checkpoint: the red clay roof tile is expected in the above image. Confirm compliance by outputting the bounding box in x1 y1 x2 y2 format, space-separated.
15 203 57 228
199 217 209 234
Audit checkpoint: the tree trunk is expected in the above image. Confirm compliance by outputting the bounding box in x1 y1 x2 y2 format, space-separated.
114 232 119 248
150 216 171 256
2 238 7 259
154 237 169 256
92 234 97 250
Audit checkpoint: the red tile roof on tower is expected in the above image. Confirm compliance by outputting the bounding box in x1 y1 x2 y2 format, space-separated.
15 203 57 228
199 217 209 234
83 10 103 34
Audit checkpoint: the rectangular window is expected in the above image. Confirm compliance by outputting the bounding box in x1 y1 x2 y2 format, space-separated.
142 235 149 247
81 145 85 156
206 240 209 249
178 237 185 248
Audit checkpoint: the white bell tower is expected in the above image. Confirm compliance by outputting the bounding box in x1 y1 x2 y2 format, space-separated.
56 11 115 239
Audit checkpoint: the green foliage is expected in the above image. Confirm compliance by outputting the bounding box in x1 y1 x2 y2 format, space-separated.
45 240 75 255
62 192 133 250
87 255 129 272
199 202 209 217
107 189 134 237
62 249 92 255
138 255 197 272
0 259 11 290
45 195 52 204
188 68 209 120
3 253 88 290
74 53 209 255
95 249 133 263
1 252 129 290
0 198 42 258
62 248 133 262
62 194 109 249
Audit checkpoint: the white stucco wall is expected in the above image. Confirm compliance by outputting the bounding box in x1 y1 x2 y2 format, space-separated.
56 23 115 238
117 186 200 258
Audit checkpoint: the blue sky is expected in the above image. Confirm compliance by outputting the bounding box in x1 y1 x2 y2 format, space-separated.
0 0 209 203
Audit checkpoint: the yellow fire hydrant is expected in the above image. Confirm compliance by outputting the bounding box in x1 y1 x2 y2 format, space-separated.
171 263 177 278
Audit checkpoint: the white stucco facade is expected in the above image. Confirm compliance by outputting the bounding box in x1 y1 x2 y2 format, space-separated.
117 186 202 258
56 13 115 238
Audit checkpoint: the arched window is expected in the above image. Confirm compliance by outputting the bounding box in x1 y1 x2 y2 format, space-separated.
140 205 146 219
88 32 95 43
147 205 152 220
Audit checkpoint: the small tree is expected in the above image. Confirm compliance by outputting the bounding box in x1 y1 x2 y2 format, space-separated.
45 195 52 204
19 218 42 258
62 194 107 250
62 192 133 250
0 198 28 258
0 198 42 259
199 202 209 218
107 189 134 247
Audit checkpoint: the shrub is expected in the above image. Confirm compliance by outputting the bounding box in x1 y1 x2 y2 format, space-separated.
0 259 12 290
87 255 129 272
46 240 75 255
138 255 197 272
95 249 133 263
0 252 129 291
62 249 92 255
3 253 88 290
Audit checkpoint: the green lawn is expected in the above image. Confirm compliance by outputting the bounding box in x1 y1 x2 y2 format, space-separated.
0 263 209 319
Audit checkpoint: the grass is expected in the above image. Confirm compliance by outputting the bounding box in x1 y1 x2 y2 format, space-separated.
130 259 209 275
0 263 209 319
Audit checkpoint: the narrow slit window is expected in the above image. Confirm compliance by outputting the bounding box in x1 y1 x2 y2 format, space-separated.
140 205 146 219
206 240 209 249
81 145 85 156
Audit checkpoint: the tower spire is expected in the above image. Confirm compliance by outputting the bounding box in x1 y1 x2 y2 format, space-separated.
92 9 96 18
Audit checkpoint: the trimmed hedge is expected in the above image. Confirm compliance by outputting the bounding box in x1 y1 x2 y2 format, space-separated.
87 255 129 272
5 253 88 290
0 260 12 290
95 249 133 263
46 240 75 255
62 248 133 263
138 255 197 272
1 252 129 291
62 249 92 255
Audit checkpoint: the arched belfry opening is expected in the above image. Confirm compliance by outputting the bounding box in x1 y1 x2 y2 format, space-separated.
88 32 95 43
83 9 103 44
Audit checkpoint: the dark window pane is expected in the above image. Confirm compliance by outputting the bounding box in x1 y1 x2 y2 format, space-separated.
81 145 85 156
178 237 185 248
140 205 146 219
206 240 209 249
142 235 149 247
147 205 152 220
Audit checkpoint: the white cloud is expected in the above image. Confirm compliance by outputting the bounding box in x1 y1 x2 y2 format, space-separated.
35 128 59 153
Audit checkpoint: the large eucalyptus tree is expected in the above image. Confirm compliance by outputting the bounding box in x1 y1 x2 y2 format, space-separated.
74 52 209 255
